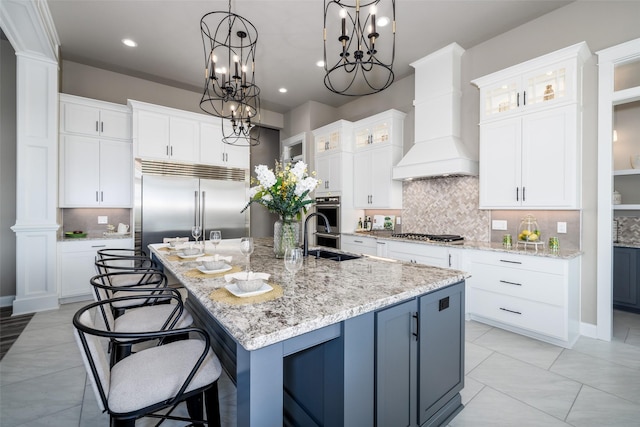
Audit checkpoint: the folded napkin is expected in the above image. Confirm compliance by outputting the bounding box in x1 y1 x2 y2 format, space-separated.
196 254 232 262
164 236 189 244
224 272 270 283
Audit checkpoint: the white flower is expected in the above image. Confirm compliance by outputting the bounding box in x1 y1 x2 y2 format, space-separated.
294 176 319 197
290 161 307 181
261 193 273 202
254 165 276 188
248 186 261 198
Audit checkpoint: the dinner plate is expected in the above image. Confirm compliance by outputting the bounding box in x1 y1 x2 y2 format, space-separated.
177 252 205 259
197 264 232 274
225 283 273 298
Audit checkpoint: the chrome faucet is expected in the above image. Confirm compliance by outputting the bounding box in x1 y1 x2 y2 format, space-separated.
303 212 331 256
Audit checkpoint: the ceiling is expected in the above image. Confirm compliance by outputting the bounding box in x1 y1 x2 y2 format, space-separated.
47 0 573 114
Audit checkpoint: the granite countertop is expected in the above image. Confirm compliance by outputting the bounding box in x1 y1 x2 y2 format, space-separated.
343 232 582 260
149 239 468 351
58 233 133 242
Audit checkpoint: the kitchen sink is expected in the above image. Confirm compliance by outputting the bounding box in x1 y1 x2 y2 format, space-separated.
307 249 361 262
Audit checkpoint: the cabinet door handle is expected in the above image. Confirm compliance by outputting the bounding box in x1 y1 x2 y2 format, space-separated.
101 121 104 133
522 186 526 202
500 307 522 315
516 187 519 201
95 191 99 202
499 279 522 286
100 191 104 202
448 253 452 267
523 91 527 106
517 93 520 107
166 145 169 156
95 121 99 132
500 259 522 264
354 240 363 243
170 146 173 156
412 312 419 341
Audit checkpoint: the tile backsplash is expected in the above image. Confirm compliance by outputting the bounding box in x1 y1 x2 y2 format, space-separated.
61 208 131 237
615 216 640 245
402 176 491 241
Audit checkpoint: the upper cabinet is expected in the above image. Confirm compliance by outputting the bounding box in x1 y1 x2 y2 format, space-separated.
313 120 353 196
472 42 591 210
60 94 130 140
129 100 249 168
353 109 405 209
59 95 132 208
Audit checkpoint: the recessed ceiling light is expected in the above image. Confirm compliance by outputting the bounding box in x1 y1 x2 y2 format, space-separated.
122 38 137 47
279 88 287 93
316 60 325 67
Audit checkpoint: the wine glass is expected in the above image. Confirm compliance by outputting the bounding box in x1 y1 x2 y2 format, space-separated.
210 230 222 254
284 247 303 276
240 237 254 272
191 225 202 249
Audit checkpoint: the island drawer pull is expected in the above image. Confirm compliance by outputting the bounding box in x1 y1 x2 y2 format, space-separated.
91 245 107 248
499 280 522 286
499 307 522 315
412 312 419 341
354 240 363 243
499 259 522 264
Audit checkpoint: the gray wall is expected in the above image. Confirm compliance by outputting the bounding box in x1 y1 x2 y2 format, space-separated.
0 38 17 302
249 127 280 237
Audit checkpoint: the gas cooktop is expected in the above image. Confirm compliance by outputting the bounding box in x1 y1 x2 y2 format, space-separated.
391 233 465 243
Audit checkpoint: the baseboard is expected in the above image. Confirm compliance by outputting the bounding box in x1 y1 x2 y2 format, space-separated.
580 321 598 339
0 295 15 308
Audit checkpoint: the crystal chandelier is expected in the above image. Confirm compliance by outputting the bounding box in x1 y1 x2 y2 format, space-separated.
323 0 396 96
200 1 260 146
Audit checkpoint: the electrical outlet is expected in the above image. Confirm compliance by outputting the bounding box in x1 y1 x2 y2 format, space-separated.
98 216 108 224
492 220 507 230
396 217 402 225
557 222 567 233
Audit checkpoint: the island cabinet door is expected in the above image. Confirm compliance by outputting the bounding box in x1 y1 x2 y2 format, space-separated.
418 283 465 426
376 299 418 427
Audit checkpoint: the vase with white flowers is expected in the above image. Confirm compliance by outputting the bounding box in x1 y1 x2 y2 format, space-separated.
241 161 320 258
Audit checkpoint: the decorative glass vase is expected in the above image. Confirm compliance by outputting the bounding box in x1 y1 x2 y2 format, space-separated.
273 216 300 258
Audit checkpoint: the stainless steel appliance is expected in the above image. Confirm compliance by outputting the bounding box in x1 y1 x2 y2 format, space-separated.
391 233 465 244
315 196 341 249
136 160 249 253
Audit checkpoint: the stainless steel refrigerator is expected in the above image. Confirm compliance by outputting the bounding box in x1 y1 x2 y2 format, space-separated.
138 164 249 253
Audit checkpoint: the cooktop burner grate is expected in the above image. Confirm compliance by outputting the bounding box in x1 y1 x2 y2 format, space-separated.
391 233 465 243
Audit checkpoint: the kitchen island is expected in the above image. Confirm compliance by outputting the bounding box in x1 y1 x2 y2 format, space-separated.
149 239 468 427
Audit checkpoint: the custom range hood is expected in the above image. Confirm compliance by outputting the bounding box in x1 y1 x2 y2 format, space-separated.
393 43 478 180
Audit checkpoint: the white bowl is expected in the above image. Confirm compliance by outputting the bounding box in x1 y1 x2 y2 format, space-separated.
235 279 264 292
202 260 226 270
182 247 200 256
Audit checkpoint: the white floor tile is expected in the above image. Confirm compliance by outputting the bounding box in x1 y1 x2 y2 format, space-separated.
465 320 492 342
460 376 484 405
551 350 640 405
472 326 563 369
571 335 640 370
449 387 571 426
464 341 493 374
566 385 640 427
468 352 581 420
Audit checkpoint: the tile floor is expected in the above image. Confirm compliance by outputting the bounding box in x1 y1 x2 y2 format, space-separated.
1 303 640 426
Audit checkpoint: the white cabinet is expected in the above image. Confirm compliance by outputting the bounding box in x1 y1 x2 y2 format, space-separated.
59 136 132 207
281 132 306 165
385 240 454 268
200 121 250 169
353 110 405 209
478 105 578 208
341 234 378 256
473 42 590 210
464 249 580 348
313 120 353 196
58 238 133 299
59 95 132 208
60 94 130 140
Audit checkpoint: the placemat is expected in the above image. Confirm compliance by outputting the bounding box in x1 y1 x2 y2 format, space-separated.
209 282 283 305
184 265 243 279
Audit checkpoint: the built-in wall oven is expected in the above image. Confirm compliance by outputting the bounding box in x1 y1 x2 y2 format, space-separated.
315 196 341 249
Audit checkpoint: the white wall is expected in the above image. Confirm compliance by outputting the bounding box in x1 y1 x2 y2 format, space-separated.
0 38 17 304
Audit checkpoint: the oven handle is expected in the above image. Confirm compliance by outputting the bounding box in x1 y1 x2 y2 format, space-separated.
315 232 340 239
316 204 340 208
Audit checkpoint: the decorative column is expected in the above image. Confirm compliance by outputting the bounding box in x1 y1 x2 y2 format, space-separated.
1 0 60 314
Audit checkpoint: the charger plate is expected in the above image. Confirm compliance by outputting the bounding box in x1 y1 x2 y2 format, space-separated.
209 282 283 305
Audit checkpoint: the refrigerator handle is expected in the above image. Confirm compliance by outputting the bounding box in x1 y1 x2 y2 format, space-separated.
194 191 199 227
201 190 206 238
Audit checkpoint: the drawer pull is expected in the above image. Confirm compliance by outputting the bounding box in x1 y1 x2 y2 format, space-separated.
499 307 522 315
499 280 522 286
354 240 363 243
91 245 107 248
500 259 522 264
